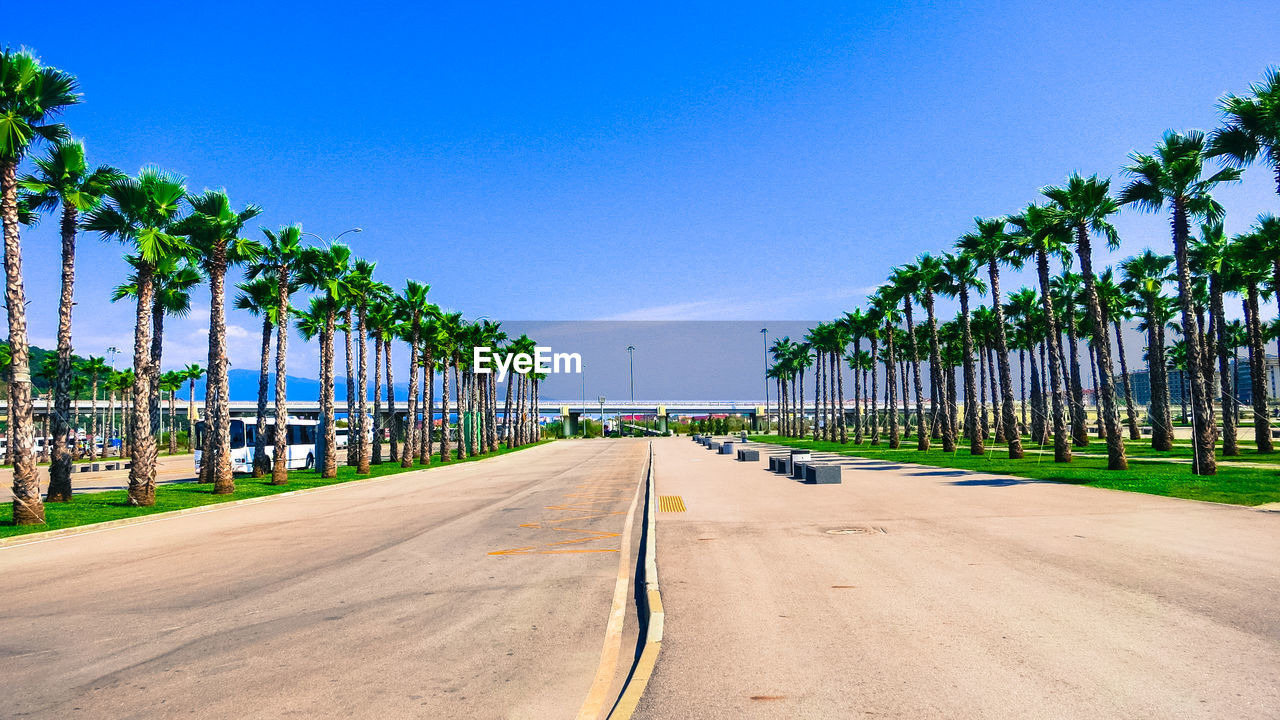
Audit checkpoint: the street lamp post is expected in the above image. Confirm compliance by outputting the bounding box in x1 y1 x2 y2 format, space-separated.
761 327 768 433
599 396 606 438
626 345 636 431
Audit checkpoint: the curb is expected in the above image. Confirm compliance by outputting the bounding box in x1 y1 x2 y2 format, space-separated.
607 442 664 719
0 443 550 550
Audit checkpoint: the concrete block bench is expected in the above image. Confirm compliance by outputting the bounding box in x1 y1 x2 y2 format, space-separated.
791 461 809 480
719 442 735 455
78 464 92 473
692 434 702 442
737 449 760 461
769 456 790 473
709 442 721 451
803 464 841 484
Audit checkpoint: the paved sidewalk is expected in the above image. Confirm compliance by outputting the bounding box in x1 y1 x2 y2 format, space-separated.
636 436 1280 719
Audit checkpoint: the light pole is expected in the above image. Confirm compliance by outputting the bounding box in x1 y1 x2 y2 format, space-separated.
761 327 768 433
580 362 586 437
626 345 636 431
301 227 362 248
599 396 606 437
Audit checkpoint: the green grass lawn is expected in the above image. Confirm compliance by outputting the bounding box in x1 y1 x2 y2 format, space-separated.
0 441 551 540
750 435 1280 506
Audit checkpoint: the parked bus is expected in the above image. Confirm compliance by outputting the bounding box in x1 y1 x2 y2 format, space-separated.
194 417 318 474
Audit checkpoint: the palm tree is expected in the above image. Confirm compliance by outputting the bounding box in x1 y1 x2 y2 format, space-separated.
35 355 58 461
248 225 305 484
297 243 352 478
0 49 79 524
183 363 203 452
85 168 190 506
1051 269 1089 447
940 251 987 452
1044 174 1127 469
346 259 377 474
159 371 184 455
234 275 279 477
19 139 121 500
395 281 431 467
1006 288 1043 442
1208 67 1280 198
112 257 202 449
870 289 900 448
175 189 262 492
957 217 1024 457
364 282 394 464
1095 269 1141 441
1120 250 1176 450
1191 220 1237 453
1228 224 1275 453
79 355 109 460
885 266 926 445
1009 204 1072 462
1119 131 1242 475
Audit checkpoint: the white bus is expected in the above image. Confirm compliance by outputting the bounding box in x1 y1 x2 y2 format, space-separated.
194 417 318 474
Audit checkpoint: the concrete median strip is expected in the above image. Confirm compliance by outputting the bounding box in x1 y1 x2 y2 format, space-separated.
606 443 664 720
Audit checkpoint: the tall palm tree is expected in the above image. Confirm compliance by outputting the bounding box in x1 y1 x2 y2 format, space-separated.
1228 224 1275 452
1208 67 1280 198
939 251 986 453
957 217 1024 457
183 363 203 453
1008 204 1072 462
1119 131 1242 475
344 259 377 473
175 189 262 492
1191 220 1237 453
915 254 950 449
1044 174 1127 470
870 289 900 448
159 371 184 455
19 139 120 500
365 283 395 464
1120 250 1176 450
250 225 305 484
1051 269 1089 447
1095 268 1141 441
0 49 79 524
395 281 431 467
112 256 202 448
1006 288 1043 442
234 275 280 477
85 168 190 505
79 355 109 460
297 243 352 478
892 263 931 449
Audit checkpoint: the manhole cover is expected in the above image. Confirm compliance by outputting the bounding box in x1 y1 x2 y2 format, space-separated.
825 527 886 535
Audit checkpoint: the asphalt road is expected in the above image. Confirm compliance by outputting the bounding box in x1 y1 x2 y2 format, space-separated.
0 438 649 719
635 437 1280 719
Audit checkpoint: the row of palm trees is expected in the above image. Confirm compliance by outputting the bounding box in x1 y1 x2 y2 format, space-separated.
769 67 1280 477
1 48 546 525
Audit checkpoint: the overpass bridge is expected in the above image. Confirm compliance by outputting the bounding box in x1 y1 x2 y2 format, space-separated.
0 399 795 435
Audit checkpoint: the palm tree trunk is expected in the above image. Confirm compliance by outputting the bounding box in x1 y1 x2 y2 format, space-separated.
343 310 357 468
373 333 381 466
904 300 927 450
1029 343 1044 444
149 303 164 440
987 262 1022 457
959 293 979 452
1145 301 1173 450
487 373 498 452
185 378 194 454
1018 348 1028 436
321 308 337 478
869 340 879 444
503 375 514 447
46 200 80 500
91 378 101 461
1172 201 1217 473
421 353 433 463
1075 229 1126 468
454 361 466 459
1245 287 1273 452
1064 309 1088 447
355 306 370 474
883 324 899 448
271 268 291 485
978 343 989 440
835 352 847 443
1114 321 1140 441
1212 276 1237 456
440 355 451 461
813 350 822 441
403 321 420 468
1037 250 1071 462
1 157 42 522
127 264 158 506
386 339 398 462
898 358 910 440
253 315 272 477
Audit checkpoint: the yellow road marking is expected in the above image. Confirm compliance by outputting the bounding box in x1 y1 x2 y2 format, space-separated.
658 495 686 512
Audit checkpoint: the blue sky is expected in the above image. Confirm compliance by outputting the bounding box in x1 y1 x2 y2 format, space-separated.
7 0 1280 389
